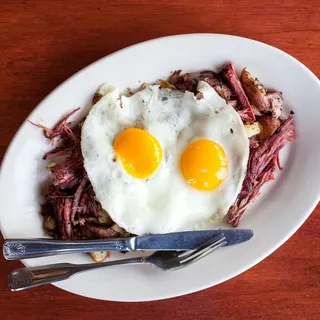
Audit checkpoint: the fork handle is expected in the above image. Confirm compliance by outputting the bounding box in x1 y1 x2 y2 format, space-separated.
8 257 144 291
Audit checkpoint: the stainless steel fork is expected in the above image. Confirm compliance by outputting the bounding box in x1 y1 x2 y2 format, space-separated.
8 234 226 291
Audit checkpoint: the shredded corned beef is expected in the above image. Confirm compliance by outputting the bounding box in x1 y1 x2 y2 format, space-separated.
34 62 295 239
34 110 128 240
168 70 198 93
227 116 295 226
222 63 256 123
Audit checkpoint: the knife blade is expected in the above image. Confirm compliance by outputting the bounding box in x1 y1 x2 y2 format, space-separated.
3 229 253 260
135 229 253 250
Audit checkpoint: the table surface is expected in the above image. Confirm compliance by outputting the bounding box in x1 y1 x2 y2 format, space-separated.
0 1 319 319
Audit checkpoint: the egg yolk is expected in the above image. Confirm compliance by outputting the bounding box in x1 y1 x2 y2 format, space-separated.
113 128 162 179
180 140 227 191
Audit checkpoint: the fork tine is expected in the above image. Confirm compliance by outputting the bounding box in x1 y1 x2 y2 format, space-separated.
178 234 225 259
179 236 225 263
180 240 227 266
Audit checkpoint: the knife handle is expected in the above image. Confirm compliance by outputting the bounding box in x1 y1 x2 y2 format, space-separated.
3 238 134 260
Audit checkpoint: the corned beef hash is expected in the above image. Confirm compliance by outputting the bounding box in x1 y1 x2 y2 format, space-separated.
32 62 295 242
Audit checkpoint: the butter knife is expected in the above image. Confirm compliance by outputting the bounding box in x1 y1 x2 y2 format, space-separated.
3 229 253 260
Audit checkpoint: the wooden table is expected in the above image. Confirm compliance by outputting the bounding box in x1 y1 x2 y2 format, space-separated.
0 1 319 319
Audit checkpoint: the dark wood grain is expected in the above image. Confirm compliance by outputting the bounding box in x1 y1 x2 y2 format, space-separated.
0 1 319 319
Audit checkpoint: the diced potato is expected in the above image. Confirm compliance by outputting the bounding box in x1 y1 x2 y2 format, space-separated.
257 116 281 142
158 79 177 90
240 69 267 111
46 162 56 168
241 69 266 95
244 122 261 138
89 251 109 263
97 207 113 225
110 223 131 237
43 216 56 231
141 82 149 89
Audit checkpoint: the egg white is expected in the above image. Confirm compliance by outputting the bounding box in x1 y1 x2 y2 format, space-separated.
81 81 249 235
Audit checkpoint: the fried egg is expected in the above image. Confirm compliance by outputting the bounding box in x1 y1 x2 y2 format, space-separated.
81 81 249 235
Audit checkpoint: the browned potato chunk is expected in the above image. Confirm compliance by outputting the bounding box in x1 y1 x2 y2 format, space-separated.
158 79 177 90
89 251 109 263
257 116 281 142
97 205 113 226
43 216 56 231
240 69 267 111
92 92 103 105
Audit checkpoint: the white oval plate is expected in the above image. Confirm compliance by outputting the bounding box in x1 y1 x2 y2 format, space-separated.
1 34 320 302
